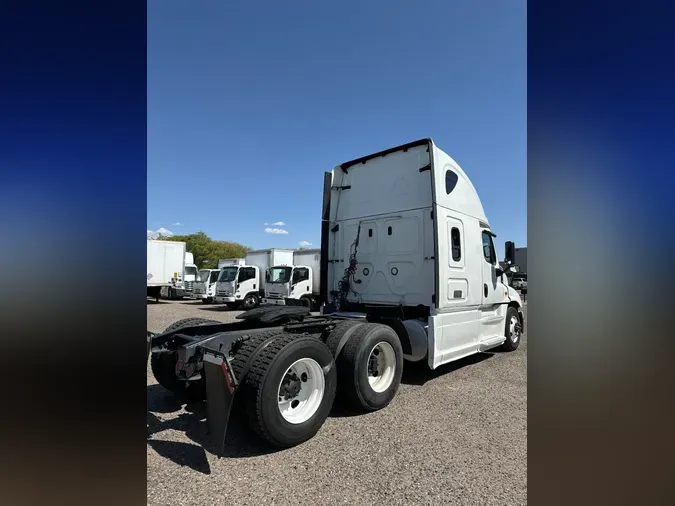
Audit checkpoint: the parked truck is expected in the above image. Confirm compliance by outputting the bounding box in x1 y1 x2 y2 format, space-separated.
218 258 245 269
148 138 524 453
263 248 321 310
146 239 186 301
183 252 198 297
192 269 221 304
214 249 294 310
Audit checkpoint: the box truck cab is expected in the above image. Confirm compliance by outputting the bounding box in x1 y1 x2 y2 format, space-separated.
263 248 321 309
215 249 294 310
322 138 524 367
214 264 260 310
183 252 198 296
193 269 221 303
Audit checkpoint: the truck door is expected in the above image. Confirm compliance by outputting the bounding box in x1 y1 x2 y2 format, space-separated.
237 267 257 297
480 231 506 306
480 230 508 336
291 267 310 299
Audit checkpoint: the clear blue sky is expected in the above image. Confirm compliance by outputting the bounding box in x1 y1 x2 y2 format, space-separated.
147 1 526 257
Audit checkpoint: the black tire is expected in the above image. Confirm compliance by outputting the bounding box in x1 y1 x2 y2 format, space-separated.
202 297 213 304
338 323 403 412
325 320 365 358
150 317 220 395
300 296 313 311
242 293 259 310
500 306 522 352
242 334 337 448
229 329 288 381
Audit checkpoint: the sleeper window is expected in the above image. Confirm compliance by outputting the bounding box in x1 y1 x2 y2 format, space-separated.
451 227 461 261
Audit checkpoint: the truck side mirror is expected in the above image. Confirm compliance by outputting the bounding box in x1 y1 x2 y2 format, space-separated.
504 241 515 264
496 267 505 277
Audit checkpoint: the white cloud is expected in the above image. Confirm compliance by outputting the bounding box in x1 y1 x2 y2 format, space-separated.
265 227 288 235
172 222 183 226
264 221 286 226
147 227 174 239
298 240 312 247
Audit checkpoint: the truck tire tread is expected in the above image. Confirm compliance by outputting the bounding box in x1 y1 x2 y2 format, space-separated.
325 320 365 358
338 323 403 412
150 318 220 394
243 333 336 447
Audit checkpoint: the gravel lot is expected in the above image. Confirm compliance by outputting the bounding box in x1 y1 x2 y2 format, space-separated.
147 299 527 506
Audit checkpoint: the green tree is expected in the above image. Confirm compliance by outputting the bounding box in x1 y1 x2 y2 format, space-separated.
158 231 250 268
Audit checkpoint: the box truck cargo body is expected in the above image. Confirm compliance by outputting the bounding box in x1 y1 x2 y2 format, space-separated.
218 258 245 269
146 240 186 300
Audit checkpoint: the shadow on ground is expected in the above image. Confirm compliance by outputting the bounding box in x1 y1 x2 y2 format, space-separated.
400 352 494 386
198 306 237 313
147 384 283 468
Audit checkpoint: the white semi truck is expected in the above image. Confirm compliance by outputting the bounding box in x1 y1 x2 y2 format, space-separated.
263 248 321 310
214 249 294 310
146 239 186 301
148 138 524 452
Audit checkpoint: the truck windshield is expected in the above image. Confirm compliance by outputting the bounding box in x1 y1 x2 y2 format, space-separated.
198 270 210 282
218 267 238 282
185 266 198 277
268 266 292 283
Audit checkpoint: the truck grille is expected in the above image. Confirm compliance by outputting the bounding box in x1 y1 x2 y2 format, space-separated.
266 293 282 299
218 290 231 296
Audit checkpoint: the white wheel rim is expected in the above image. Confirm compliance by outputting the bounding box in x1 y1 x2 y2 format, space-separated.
509 316 520 343
367 341 396 393
277 358 325 424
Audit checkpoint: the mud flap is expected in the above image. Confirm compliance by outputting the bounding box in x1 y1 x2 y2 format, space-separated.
203 351 237 457
147 331 154 362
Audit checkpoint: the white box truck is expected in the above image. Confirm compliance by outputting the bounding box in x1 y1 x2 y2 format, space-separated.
218 258 246 269
148 138 524 452
192 269 222 304
183 251 198 296
146 239 186 301
263 248 321 309
214 249 294 310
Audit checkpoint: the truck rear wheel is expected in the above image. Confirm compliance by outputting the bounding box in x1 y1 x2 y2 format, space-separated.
325 320 366 358
242 334 337 448
337 323 403 412
150 318 220 396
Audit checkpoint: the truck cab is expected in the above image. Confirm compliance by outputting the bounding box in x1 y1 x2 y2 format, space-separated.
183 252 198 296
321 138 524 368
214 264 261 310
193 268 221 303
263 264 315 308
